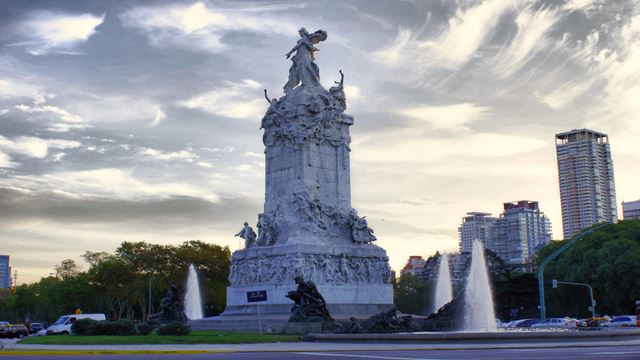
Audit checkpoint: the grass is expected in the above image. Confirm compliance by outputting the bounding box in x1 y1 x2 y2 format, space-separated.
17 330 299 345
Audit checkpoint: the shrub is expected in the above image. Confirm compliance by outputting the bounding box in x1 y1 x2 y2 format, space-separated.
71 318 97 335
157 321 191 336
91 320 137 336
136 320 159 335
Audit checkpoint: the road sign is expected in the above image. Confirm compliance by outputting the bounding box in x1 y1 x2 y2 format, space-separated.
247 290 267 303
552 279 558 288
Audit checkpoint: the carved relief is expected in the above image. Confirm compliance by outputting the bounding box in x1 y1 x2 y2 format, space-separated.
229 253 391 286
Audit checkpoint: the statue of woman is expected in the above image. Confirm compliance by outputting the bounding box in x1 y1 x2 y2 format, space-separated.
283 28 328 94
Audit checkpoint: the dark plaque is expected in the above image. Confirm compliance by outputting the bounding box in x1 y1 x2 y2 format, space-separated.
247 290 267 303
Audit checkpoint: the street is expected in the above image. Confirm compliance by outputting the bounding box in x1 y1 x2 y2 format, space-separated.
2 344 640 359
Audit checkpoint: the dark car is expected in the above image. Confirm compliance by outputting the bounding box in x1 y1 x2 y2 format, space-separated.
0 324 29 338
28 323 44 334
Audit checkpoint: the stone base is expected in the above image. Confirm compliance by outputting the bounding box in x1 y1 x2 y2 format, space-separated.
222 243 394 318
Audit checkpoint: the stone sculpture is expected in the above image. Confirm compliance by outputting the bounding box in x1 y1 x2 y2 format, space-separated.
151 285 187 325
217 27 394 319
283 28 328 94
285 276 332 322
234 222 256 248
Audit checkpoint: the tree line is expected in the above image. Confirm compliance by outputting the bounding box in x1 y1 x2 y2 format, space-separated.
0 241 230 324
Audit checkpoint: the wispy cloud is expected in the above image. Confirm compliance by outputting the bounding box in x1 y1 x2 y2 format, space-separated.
180 79 265 119
376 0 515 71
0 135 81 163
14 11 104 55
491 5 561 78
120 1 299 53
0 168 219 202
397 102 490 131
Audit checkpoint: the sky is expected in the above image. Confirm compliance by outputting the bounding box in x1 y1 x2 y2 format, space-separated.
1 0 639 284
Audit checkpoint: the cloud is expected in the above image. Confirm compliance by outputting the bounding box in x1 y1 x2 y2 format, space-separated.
152 107 166 126
121 2 299 53
0 79 42 99
376 0 515 71
491 5 561 78
180 79 265 119
0 135 81 160
15 11 104 55
0 168 219 202
140 147 199 162
397 102 490 131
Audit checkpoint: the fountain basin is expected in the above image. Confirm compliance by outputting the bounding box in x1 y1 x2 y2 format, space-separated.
303 329 640 343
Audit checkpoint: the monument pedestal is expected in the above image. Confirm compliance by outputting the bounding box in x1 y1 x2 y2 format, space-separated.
220 243 393 318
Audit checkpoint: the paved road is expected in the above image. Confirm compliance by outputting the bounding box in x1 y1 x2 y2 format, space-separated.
2 345 640 359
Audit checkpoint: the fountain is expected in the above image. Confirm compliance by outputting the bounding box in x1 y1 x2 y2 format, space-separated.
433 253 452 314
185 264 204 320
463 240 496 331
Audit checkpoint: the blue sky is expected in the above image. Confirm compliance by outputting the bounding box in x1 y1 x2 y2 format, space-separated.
1 0 639 283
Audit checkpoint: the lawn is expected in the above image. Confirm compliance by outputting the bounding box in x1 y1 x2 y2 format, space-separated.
18 331 299 345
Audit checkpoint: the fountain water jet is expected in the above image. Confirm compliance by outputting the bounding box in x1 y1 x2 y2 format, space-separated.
463 240 496 331
185 264 204 320
433 253 452 314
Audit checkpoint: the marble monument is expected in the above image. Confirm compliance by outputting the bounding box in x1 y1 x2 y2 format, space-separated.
221 28 393 317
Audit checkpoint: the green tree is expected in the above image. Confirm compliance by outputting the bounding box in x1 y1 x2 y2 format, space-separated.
537 220 640 317
393 273 429 315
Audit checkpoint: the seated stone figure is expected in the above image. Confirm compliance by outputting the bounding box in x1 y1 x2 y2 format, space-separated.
149 284 187 324
285 276 332 322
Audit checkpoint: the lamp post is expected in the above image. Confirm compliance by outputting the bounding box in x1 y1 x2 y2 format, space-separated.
538 222 610 320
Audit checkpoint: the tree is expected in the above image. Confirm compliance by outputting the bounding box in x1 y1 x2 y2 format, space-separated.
537 220 640 317
393 273 429 315
54 259 81 280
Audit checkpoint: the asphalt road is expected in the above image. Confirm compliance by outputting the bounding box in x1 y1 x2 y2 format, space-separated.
2 345 640 360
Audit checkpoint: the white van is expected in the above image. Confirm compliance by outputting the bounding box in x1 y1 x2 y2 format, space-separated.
46 313 106 335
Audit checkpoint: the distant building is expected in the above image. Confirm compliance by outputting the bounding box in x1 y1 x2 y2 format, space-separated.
622 200 640 220
458 212 497 253
493 201 552 265
400 256 427 281
555 129 617 239
0 255 11 289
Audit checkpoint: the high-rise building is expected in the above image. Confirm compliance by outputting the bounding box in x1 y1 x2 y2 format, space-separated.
555 129 617 239
458 212 496 253
622 200 640 220
400 256 427 281
0 255 11 289
493 201 552 265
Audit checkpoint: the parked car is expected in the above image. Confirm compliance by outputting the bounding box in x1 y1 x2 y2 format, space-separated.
602 315 637 328
512 318 541 328
46 313 106 335
530 317 576 329
28 322 44 334
0 321 9 326
0 324 29 338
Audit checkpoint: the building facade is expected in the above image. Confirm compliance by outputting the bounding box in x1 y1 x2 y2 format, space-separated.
400 255 427 281
458 212 497 253
0 255 11 289
493 201 552 265
555 129 617 239
622 200 640 220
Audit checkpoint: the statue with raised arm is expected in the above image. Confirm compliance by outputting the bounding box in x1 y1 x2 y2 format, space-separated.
283 28 328 94
235 221 257 248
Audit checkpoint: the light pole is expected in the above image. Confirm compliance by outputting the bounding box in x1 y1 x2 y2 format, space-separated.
538 222 610 320
552 279 597 318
